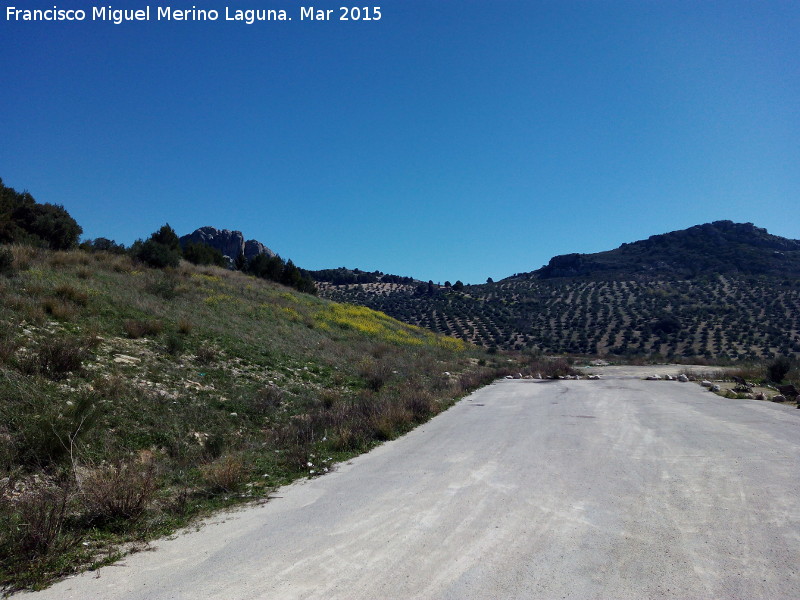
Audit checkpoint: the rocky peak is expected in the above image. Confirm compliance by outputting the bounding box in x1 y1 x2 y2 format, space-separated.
179 226 275 268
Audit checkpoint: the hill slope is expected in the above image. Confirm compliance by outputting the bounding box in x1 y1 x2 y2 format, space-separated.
1 245 536 590
317 222 800 359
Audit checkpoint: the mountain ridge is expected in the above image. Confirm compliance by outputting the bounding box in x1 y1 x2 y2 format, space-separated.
508 221 800 281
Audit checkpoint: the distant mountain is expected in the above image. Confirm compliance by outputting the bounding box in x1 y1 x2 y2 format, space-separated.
179 226 275 268
317 222 800 359
513 221 800 280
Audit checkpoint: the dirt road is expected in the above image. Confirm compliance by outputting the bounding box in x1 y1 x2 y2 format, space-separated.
22 373 800 599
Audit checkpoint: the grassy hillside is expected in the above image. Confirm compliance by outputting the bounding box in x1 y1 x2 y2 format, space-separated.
0 245 557 591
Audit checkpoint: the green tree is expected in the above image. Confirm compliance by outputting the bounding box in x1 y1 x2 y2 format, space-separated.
183 242 226 267
0 178 82 249
150 224 181 252
133 224 182 268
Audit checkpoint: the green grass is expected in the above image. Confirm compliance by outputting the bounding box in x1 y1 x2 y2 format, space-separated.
0 245 562 592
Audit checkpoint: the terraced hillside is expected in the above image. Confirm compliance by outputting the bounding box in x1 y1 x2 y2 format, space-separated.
318 222 800 359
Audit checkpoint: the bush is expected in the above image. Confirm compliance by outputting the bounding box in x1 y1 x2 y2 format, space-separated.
767 357 792 383
18 337 91 381
135 239 180 269
54 283 89 306
123 319 163 339
0 246 15 276
0 479 76 569
200 454 248 493
163 332 185 356
358 358 393 391
79 459 158 524
247 386 284 415
183 243 226 267
195 345 217 365
0 179 82 250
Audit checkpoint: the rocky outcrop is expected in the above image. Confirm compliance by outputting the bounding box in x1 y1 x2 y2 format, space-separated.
180 226 275 268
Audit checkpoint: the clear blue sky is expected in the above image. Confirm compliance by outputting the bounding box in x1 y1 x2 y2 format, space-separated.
2 1 798 283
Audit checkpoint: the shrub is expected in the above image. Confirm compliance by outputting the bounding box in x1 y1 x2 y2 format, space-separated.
10 391 101 468
358 358 393 391
177 318 193 335
123 319 163 339
79 459 158 524
183 243 226 268
54 283 89 306
146 278 179 299
0 331 19 364
767 357 792 383
41 298 76 321
0 246 15 276
248 386 283 415
135 239 180 269
18 337 91 381
0 478 76 569
199 454 248 493
195 345 217 365
163 332 185 356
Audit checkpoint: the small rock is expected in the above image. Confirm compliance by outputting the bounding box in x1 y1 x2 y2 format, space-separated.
113 354 140 365
771 395 786 403
711 384 721 392
677 374 689 382
700 380 713 388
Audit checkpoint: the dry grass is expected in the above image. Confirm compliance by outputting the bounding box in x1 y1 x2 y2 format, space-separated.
199 454 248 493
123 319 164 339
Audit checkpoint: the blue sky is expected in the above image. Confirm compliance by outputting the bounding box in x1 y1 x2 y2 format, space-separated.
2 1 798 283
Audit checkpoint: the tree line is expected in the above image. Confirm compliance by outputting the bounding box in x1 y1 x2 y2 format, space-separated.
0 178 316 295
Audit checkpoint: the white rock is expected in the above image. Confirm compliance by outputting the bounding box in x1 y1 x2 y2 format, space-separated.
701 380 713 388
677 374 689 382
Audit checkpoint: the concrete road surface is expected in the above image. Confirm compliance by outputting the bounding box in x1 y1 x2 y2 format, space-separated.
21 375 800 599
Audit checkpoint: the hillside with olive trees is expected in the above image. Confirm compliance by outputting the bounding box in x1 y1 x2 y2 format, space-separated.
316 222 800 360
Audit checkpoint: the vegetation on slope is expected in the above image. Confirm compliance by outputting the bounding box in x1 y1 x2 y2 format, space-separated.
0 244 564 592
317 222 800 360
319 275 800 359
